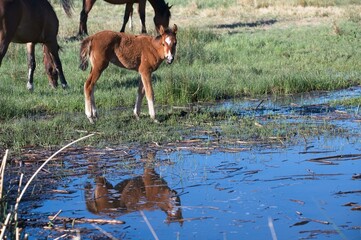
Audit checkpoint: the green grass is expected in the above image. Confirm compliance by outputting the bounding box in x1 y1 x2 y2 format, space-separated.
0 1 360 151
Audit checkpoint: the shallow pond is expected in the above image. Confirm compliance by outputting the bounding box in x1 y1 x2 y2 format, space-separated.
19 87 361 239
25 136 360 240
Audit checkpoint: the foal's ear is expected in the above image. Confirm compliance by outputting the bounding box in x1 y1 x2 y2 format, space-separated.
172 24 178 34
159 25 165 35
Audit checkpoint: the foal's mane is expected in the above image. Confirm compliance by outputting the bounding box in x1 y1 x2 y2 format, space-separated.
155 28 175 41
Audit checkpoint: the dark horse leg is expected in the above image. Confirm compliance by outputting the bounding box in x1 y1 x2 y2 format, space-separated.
26 43 66 90
78 0 96 36
0 37 11 67
138 0 147 33
0 0 21 66
120 3 133 32
26 43 36 91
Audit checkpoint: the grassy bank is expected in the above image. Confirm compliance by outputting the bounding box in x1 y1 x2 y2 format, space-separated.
0 0 360 151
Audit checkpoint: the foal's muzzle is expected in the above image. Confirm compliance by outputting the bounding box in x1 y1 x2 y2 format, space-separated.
166 54 174 64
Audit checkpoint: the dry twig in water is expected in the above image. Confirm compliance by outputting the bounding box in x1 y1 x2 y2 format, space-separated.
140 210 159 240
48 216 125 225
0 149 9 199
91 223 119 240
268 217 278 240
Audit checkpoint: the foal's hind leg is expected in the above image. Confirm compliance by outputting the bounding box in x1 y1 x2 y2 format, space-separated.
133 80 145 120
26 43 36 91
44 43 68 89
84 64 108 123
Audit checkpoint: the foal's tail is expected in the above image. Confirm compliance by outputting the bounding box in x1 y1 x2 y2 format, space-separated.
79 37 92 71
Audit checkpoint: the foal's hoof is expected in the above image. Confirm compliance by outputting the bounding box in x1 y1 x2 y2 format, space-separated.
61 83 68 89
87 116 97 124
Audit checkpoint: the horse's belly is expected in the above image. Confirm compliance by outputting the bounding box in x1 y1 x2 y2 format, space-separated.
12 0 57 43
12 31 38 43
110 57 137 71
13 17 42 43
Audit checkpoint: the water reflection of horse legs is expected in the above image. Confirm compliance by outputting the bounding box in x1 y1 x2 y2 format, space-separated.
85 152 183 224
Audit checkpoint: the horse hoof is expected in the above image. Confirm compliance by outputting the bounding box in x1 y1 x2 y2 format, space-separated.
27 82 34 91
134 114 140 121
62 83 68 89
88 116 97 124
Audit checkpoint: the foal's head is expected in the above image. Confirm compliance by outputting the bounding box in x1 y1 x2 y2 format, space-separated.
159 24 178 64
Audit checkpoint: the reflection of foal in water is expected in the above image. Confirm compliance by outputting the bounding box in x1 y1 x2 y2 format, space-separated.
85 167 182 223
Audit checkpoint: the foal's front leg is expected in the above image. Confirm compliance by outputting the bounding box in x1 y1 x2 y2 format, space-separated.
84 75 98 123
140 72 157 122
84 66 106 123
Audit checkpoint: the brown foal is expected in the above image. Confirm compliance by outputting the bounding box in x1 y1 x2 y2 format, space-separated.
79 24 178 123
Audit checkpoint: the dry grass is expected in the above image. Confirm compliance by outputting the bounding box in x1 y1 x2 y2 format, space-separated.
52 0 360 38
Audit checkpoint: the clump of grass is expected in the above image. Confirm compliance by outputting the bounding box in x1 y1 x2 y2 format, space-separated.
0 150 24 239
331 96 361 107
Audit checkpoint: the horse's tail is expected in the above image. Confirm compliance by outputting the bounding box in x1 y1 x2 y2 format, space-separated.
59 0 74 17
79 37 92 71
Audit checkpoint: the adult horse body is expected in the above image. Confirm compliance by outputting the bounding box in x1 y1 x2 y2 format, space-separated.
0 0 71 90
78 0 171 36
79 24 177 123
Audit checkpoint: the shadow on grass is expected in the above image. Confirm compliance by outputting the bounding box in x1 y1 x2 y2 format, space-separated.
110 74 162 90
214 19 277 29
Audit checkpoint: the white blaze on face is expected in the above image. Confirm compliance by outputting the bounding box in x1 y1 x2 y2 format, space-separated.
164 36 173 62
165 36 172 46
